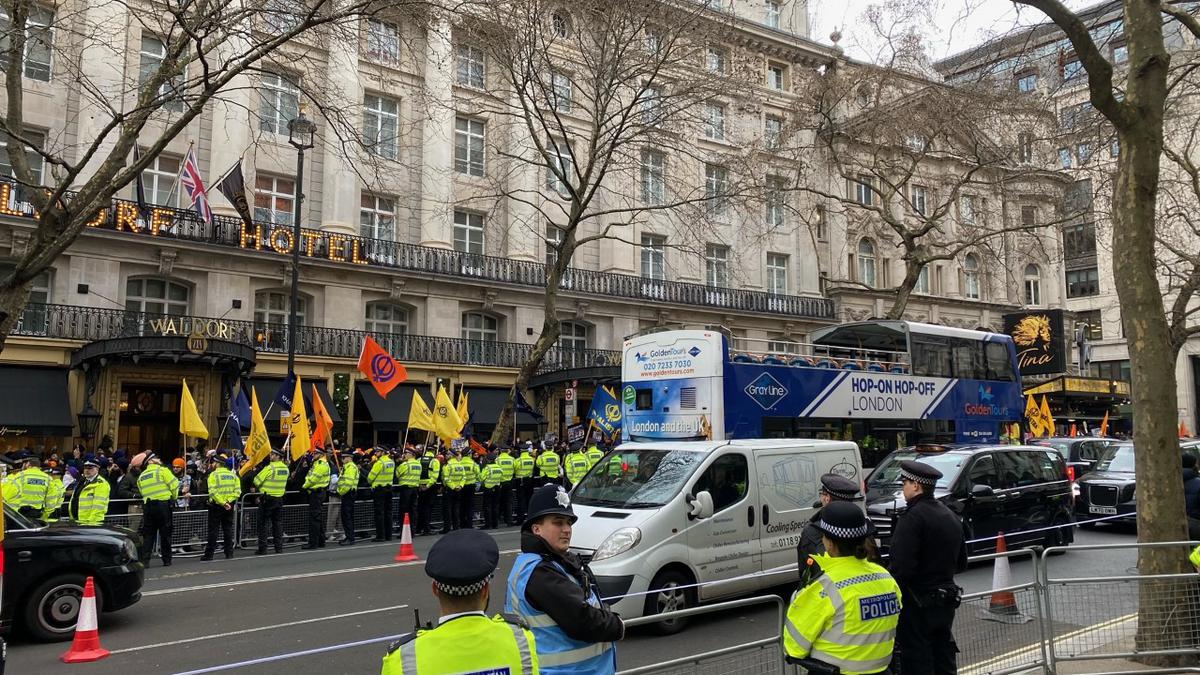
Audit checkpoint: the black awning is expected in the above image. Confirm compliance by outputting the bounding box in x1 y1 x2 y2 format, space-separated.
355 382 426 431
467 387 538 425
0 366 74 436
243 376 342 423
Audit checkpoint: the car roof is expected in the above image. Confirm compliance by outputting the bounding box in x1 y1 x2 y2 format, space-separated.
902 444 1057 456
618 439 859 453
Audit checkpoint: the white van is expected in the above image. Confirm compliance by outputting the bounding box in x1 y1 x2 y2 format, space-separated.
569 438 862 633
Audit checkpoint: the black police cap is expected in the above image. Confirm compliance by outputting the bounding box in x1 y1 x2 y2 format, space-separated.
816 501 871 540
425 529 499 596
522 483 577 530
819 474 862 501
899 460 941 486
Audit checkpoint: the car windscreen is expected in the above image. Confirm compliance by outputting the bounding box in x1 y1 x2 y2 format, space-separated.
4 504 39 530
867 451 967 490
573 448 707 508
1035 441 1071 458
1094 443 1135 473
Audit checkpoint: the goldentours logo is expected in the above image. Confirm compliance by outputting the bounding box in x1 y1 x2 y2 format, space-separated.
745 372 788 410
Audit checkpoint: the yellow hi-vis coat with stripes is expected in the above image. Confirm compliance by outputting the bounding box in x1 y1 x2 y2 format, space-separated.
782 554 902 675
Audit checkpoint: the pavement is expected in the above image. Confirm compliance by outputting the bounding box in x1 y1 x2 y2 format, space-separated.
5 521 1144 674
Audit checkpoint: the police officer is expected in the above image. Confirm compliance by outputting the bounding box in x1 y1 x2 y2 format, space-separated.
536 444 562 486
480 456 506 530
585 443 603 470
514 442 536 523
369 447 396 542
302 447 332 549
416 445 441 536
382 528 538 674
459 450 480 529
337 452 360 545
43 464 67 522
782 501 901 674
396 447 421 533
506 484 623 674
889 460 968 675
564 444 590 490
203 456 241 560
440 447 462 533
14 455 50 519
495 446 516 526
797 474 876 581
254 448 290 554
137 453 181 566
70 458 110 526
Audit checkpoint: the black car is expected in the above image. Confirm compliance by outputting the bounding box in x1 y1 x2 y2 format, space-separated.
866 444 1075 555
2 505 145 641
1075 439 1200 527
1030 437 1116 480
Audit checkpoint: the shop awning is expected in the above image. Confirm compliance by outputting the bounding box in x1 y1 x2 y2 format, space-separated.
467 387 540 425
1024 376 1131 398
243 376 342 423
0 366 74 436
355 382 426 432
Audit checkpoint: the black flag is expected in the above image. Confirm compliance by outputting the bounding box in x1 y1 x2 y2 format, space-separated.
217 159 254 229
132 145 151 228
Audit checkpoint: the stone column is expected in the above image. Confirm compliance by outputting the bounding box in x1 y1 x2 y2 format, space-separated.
505 118 541 261
71 2 131 187
418 14 455 249
207 20 256 218
318 11 363 237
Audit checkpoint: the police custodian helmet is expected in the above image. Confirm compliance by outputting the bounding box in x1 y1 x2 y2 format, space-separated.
522 484 577 531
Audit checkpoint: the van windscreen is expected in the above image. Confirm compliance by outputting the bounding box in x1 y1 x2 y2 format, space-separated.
574 449 706 509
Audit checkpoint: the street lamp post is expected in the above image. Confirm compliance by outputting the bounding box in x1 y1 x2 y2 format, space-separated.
286 112 316 376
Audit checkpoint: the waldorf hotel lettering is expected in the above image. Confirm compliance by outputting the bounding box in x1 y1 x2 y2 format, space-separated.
147 317 238 340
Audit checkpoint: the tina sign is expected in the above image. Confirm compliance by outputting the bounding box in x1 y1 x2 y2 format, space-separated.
1003 309 1065 376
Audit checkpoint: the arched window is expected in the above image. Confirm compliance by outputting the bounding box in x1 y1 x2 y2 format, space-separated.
365 302 409 336
551 11 572 38
857 238 876 288
254 290 306 326
126 277 190 315
461 312 498 341
1024 264 1042 306
963 254 981 300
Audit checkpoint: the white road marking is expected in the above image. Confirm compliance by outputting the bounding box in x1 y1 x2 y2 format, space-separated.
171 634 405 675
111 604 410 654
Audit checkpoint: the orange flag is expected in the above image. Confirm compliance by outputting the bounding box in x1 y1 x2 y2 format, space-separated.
357 335 408 398
1099 411 1110 437
310 384 335 449
1182 420 1192 439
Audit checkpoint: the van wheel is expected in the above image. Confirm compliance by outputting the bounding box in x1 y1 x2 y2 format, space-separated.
23 573 102 642
644 569 694 635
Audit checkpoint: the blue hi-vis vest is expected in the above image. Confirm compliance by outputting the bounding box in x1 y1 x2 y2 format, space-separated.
505 552 615 675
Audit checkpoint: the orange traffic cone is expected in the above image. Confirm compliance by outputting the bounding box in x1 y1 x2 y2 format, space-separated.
60 577 110 663
395 514 420 562
982 532 1031 624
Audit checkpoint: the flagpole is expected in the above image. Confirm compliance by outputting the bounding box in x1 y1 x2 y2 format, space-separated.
162 139 192 207
205 158 241 195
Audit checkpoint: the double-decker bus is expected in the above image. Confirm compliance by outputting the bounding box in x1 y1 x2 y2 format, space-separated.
621 321 1023 464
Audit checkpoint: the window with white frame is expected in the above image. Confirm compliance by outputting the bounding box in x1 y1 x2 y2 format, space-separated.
454 117 485 176
551 11 572 38
263 0 301 32
140 153 181 206
1076 142 1092 164
254 174 295 225
0 5 54 81
767 63 786 90
255 290 306 326
363 94 399 159
764 115 783 149
766 253 789 294
1018 132 1034 164
559 320 589 350
857 239 876 287
545 225 564 267
915 265 930 294
4 265 51 331
366 19 400 63
815 205 828 240
1016 71 1038 93
126 277 190 315
703 103 725 140
259 72 300 135
910 184 928 216
550 71 573 112
0 129 45 185
365 302 408 335
453 210 484 254
705 163 728 216
1058 147 1072 168
705 244 729 288
359 193 395 241
461 312 498 341
640 234 666 281
960 194 977 224
963 253 981 299
852 175 873 206
455 44 486 87
706 47 727 74
645 27 662 54
138 36 184 111
904 134 929 153
767 334 800 354
1024 263 1042 305
764 0 781 28
641 149 665 205
547 138 573 194
640 86 664 127
766 176 786 227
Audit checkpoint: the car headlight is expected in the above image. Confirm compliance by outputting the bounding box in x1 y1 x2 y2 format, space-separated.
591 527 641 562
121 539 138 562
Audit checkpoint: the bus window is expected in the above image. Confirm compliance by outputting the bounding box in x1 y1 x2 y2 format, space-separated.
911 336 953 378
636 388 654 411
984 342 1014 381
951 339 985 380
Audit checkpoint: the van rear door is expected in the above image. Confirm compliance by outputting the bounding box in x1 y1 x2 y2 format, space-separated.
686 448 761 601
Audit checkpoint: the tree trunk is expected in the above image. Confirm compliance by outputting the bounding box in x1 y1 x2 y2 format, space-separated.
0 274 35 355
884 258 923 320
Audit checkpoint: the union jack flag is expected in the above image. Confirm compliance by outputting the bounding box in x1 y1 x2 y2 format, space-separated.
180 145 213 225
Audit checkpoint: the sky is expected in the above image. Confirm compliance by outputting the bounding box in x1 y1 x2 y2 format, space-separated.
806 0 1099 64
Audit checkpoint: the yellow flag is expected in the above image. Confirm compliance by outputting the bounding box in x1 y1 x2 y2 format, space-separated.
1040 395 1056 437
408 390 435 431
1024 395 1043 437
456 389 470 433
180 378 210 439
433 385 463 444
289 376 312 460
240 388 272 477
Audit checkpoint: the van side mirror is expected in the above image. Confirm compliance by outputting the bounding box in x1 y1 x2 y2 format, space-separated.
688 490 715 520
970 484 994 498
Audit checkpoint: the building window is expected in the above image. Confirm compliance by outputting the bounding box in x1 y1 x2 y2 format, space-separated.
641 150 665 205
547 138 573 194
815 205 827 240
857 239 876 287
960 195 977 224
640 86 663 127
259 71 300 135
1024 264 1042 305
904 134 929 153
254 174 295 225
551 11 572 38
703 103 725 140
140 153 181 206
767 252 789 294
1064 178 1094 214
363 94 399 159
1018 132 1034 164
545 225 564 267
915 265 930 294
138 36 184 111
706 47 727 74
1112 43 1128 64
5 266 51 331
126 277 190 316
1063 57 1084 80
705 244 729 288
963 253 981 299
645 27 662 55
455 44 486 88
764 0 781 28
767 63 786 90
1076 142 1092 165
766 176 786 227
454 117 486 176
0 5 53 81
1110 139 1120 157
0 130 45 185
704 163 728 216
1016 71 1038 93
1063 222 1097 258
462 312 498 341
641 234 666 281
551 71 573 112
910 184 928 216
852 175 873 206
453 210 484 254
1093 359 1130 382
1075 309 1103 340
263 0 300 32
360 193 395 241
1058 147 1072 169
764 115 783 149
559 320 589 350
1066 268 1100 297
365 302 408 335
1021 205 1037 227
255 290 306 327
366 19 400 62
